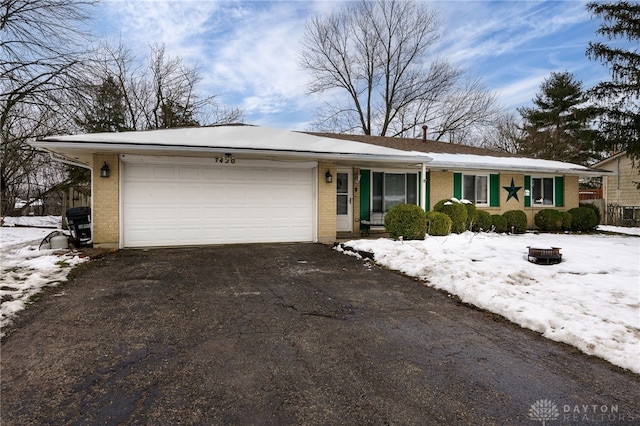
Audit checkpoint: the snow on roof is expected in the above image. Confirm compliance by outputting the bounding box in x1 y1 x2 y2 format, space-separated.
37 125 607 175
420 152 601 174
40 125 429 161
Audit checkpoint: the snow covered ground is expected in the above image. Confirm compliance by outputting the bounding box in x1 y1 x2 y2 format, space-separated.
1 217 89 336
337 229 640 375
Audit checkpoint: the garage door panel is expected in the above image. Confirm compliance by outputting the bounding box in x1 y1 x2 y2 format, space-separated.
123 160 315 247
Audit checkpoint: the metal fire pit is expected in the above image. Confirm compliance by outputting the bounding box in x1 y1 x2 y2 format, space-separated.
527 246 562 265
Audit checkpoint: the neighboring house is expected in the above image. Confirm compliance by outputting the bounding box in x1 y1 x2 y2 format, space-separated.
31 125 605 249
593 151 640 225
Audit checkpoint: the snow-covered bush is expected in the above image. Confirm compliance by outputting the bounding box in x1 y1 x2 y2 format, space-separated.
568 207 598 232
491 214 508 233
383 204 427 240
502 210 527 234
426 211 451 236
472 210 492 232
433 198 467 234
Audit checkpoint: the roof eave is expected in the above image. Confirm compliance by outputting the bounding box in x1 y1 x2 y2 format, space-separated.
426 160 609 176
30 141 431 165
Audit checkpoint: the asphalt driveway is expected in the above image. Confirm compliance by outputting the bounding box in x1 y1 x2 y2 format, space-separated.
1 243 639 425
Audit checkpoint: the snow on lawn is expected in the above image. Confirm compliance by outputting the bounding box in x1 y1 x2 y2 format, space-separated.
337 231 640 375
1 224 89 336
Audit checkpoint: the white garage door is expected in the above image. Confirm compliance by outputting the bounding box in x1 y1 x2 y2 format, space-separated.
122 157 316 247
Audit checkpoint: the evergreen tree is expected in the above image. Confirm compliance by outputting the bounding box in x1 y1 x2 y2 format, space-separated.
81 75 130 133
518 72 599 165
586 1 640 161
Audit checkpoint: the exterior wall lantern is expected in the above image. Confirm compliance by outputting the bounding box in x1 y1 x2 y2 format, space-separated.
100 161 110 178
325 169 333 183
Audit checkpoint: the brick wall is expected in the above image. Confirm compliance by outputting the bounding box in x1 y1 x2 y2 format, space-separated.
428 170 453 210
429 171 580 228
317 161 336 243
92 154 119 248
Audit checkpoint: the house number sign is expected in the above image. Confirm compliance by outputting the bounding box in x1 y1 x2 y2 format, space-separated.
214 155 236 164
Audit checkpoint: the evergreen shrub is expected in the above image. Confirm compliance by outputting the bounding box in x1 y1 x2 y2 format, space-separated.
534 209 564 232
461 201 477 230
502 210 528 233
491 214 508 233
384 204 427 240
579 202 601 225
472 210 492 232
434 198 468 233
561 211 573 230
426 211 452 236
568 207 598 232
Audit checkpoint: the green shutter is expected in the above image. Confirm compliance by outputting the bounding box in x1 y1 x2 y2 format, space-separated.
524 175 531 208
453 173 462 199
555 176 564 207
489 174 500 207
425 171 430 212
359 170 371 220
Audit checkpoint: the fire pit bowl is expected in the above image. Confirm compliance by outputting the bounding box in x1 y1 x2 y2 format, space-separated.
527 246 562 265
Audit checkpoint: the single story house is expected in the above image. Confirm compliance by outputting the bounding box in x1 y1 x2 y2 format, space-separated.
32 124 605 248
593 151 640 225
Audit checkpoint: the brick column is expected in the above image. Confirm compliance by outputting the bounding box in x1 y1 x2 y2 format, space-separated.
317 161 337 244
92 154 120 248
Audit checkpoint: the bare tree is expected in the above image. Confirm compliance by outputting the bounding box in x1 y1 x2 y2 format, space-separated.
300 0 499 142
481 111 524 154
74 42 244 132
1 0 97 215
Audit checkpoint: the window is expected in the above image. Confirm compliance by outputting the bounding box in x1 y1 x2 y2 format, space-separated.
532 177 554 205
463 174 488 205
372 172 418 212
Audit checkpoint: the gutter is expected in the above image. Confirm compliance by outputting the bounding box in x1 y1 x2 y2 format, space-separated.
47 151 92 170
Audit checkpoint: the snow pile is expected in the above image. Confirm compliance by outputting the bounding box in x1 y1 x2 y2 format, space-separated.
1 227 89 336
2 215 61 228
337 231 640 374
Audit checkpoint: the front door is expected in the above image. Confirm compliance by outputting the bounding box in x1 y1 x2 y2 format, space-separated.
336 169 352 232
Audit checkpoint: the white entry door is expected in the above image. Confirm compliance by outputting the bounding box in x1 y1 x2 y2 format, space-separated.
336 169 352 232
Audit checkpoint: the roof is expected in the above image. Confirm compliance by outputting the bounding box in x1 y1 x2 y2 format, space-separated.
32 124 607 175
33 125 429 167
593 151 628 168
309 132 606 176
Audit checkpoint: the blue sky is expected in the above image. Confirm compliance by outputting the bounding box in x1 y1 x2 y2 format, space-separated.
94 0 626 131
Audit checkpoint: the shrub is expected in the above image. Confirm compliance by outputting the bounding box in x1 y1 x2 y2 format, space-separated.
568 207 598 232
534 209 564 232
579 202 601 224
502 210 528 234
472 210 492 232
384 204 427 240
426 211 452 236
461 200 477 230
434 198 468 234
491 214 508 233
561 211 573 230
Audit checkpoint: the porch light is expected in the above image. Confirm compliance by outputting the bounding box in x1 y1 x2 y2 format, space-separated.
100 161 110 178
325 169 333 183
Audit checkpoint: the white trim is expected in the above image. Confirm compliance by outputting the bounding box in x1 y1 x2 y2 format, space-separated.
530 175 558 207
120 154 317 169
461 172 490 206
